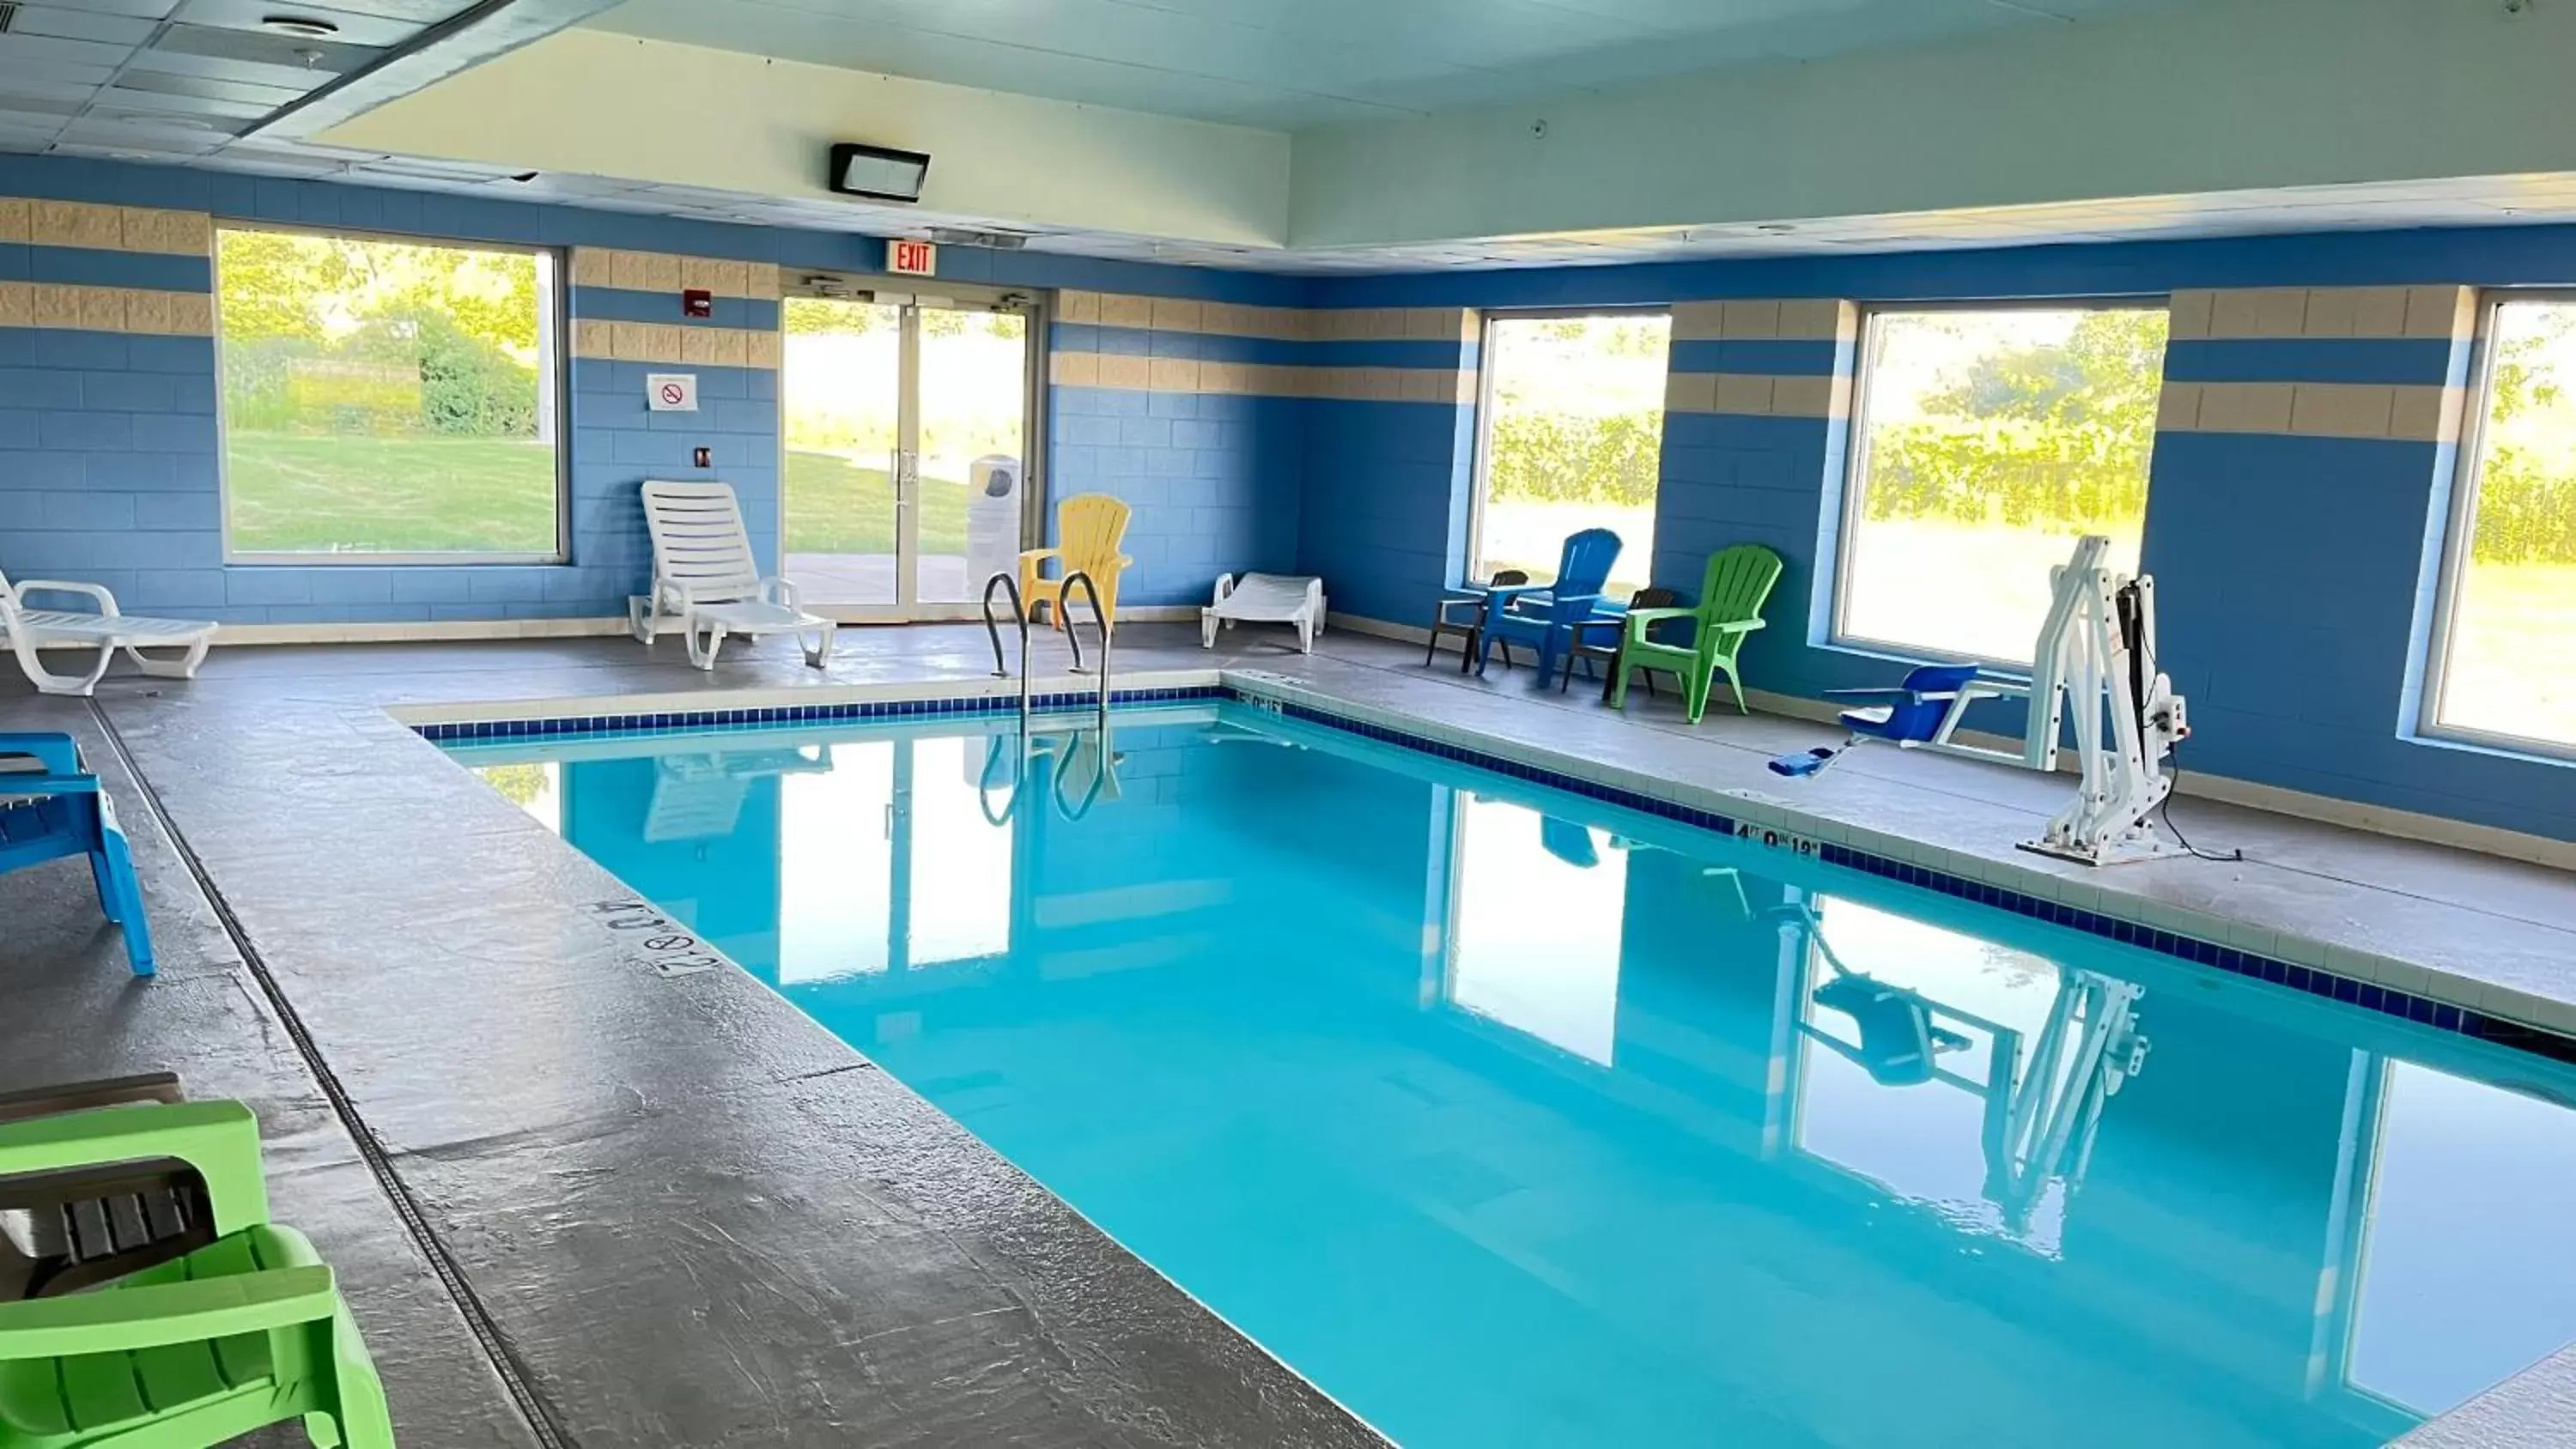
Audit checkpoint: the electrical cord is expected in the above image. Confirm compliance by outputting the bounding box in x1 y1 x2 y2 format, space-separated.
2133 618 2243 863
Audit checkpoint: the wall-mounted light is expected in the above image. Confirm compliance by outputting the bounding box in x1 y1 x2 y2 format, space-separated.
827 142 931 203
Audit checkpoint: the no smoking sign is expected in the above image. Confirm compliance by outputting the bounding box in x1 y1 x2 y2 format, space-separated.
646 373 699 412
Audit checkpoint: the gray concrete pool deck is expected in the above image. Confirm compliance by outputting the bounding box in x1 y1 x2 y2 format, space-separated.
3 620 2573 1446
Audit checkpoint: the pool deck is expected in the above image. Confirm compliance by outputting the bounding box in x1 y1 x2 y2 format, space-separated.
3 620 2573 1446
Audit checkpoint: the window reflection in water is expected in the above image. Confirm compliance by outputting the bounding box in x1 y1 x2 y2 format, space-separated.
1445 799 1625 1065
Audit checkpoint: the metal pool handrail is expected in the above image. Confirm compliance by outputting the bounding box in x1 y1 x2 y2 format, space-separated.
981 571 1031 728
1060 569 1111 732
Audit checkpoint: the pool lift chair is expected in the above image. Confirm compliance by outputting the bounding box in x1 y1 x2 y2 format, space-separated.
1784 897 2151 1235
1769 535 2191 866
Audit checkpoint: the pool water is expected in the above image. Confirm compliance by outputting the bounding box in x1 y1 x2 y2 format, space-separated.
446 702 2576 1448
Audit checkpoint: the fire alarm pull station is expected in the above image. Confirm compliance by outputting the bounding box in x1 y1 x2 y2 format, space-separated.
683 288 713 318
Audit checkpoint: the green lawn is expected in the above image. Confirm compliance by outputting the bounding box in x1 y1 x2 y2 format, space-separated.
783 450 969 557
227 433 557 555
222 433 973 560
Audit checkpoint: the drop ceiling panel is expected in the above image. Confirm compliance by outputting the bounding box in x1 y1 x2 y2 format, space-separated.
6 6 163 44
586 0 2165 129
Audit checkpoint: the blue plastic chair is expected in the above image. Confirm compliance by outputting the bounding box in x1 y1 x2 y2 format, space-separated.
1474 529 1623 687
0 732 154 975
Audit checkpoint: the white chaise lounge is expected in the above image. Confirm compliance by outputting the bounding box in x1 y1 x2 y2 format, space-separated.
630 481 836 670
0 567 216 697
1202 572 1326 652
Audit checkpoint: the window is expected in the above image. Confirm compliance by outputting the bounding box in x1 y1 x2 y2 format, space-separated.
1470 311 1670 597
1837 303 2168 664
216 226 565 561
2426 295 2576 755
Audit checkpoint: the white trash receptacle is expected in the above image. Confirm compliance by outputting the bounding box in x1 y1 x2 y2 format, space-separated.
966 455 1024 589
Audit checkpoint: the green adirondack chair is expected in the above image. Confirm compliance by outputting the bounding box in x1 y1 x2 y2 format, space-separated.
0 1101 394 1448
1611 544 1784 723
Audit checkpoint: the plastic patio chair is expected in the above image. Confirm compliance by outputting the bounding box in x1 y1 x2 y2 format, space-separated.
0 734 153 977
1610 544 1783 723
1425 569 1528 673
0 1100 396 1447
1474 530 1624 687
629 482 835 671
1019 494 1132 634
0 566 215 700
1560 587 1678 699
0 1076 210 1300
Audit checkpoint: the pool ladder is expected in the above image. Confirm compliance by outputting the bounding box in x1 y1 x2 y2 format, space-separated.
979 571 1118 823
981 570 1112 732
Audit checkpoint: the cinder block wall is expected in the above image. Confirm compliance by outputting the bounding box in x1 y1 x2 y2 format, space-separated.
1296 233 2576 844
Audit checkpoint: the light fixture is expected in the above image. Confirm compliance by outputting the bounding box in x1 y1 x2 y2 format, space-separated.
261 15 340 38
826 142 930 203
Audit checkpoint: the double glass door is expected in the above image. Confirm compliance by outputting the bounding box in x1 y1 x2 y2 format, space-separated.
781 285 1037 618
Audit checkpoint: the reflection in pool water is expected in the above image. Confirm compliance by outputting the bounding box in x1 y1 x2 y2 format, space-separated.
452 706 2576 1448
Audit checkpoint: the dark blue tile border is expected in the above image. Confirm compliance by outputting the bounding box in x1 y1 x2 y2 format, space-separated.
415 682 2576 1068
410 685 1224 744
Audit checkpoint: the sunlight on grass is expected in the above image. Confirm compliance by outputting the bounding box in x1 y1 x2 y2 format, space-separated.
783 451 969 556
226 432 557 555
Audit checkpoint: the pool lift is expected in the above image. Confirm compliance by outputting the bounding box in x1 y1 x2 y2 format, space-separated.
1769 535 2191 867
1783 896 2152 1236
979 570 1122 823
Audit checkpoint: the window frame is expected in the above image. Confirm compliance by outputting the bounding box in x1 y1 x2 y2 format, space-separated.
1829 294 2172 670
2415 287 2576 763
1463 305 1672 590
214 221 574 567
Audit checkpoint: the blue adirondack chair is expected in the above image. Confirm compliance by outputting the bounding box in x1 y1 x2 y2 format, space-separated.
0 732 154 975
1474 529 1623 687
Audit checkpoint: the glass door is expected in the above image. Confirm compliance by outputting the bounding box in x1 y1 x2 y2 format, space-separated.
782 286 1036 618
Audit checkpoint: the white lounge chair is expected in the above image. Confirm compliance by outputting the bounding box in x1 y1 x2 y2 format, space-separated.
0 567 216 697
629 481 836 670
1202 573 1325 652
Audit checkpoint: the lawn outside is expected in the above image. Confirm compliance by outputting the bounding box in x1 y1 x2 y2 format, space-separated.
226 432 558 555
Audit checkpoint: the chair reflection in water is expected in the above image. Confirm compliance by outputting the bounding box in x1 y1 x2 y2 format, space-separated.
646 743 836 843
1781 896 2152 1235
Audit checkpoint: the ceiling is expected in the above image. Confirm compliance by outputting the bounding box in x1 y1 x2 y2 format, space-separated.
582 0 2150 130
0 0 617 163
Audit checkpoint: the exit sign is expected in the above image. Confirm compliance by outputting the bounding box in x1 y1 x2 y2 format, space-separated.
890 239 936 276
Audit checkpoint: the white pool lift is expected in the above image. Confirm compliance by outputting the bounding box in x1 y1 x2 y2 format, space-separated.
1773 535 2191 867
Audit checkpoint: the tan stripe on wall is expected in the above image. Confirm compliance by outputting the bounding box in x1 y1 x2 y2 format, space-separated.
571 318 779 367
2157 379 2460 441
0 198 212 257
0 282 212 336
568 247 781 300
1057 290 1475 346
2168 286 2470 342
1050 349 1476 402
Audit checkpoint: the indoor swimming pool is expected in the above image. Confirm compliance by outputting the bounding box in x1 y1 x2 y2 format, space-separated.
442 700 2576 1448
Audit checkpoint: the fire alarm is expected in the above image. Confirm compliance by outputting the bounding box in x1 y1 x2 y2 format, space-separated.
682 288 713 318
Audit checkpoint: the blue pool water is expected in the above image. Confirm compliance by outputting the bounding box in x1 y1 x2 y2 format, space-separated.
446 702 2576 1447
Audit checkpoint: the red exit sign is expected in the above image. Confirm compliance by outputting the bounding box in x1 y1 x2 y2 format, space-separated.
889 239 937 276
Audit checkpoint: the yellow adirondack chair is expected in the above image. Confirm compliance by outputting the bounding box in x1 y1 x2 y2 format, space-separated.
1018 494 1133 634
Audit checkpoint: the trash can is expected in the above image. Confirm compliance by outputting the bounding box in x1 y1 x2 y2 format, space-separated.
966 454 1024 590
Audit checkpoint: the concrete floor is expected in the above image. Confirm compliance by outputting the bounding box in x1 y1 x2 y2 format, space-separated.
4 620 2573 1446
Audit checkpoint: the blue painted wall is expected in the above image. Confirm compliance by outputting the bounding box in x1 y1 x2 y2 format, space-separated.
1297 233 2576 842
0 155 1304 625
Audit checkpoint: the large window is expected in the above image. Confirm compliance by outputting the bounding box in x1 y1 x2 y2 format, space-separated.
1470 312 1670 597
216 227 564 561
2427 295 2576 754
1837 303 2167 664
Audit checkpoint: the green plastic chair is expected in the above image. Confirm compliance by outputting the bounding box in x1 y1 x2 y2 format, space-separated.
1611 544 1784 723
0 1102 393 1448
